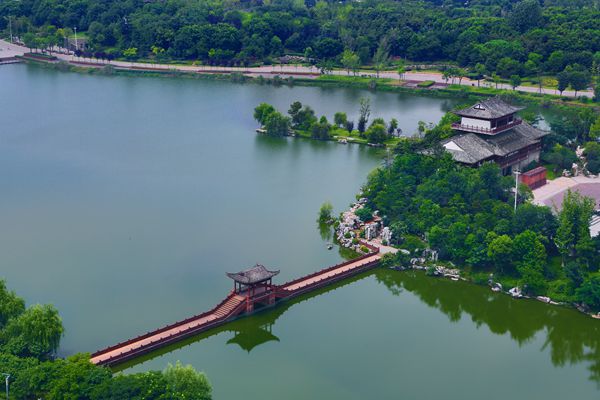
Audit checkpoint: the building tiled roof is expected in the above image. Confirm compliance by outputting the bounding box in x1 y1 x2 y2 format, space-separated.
227 264 280 285
454 97 524 120
442 122 547 165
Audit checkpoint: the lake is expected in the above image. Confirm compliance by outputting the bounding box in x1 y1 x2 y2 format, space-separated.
1 64 598 399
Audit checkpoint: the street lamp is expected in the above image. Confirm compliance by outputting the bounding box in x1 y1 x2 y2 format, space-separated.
73 26 78 52
1 373 10 400
513 168 521 212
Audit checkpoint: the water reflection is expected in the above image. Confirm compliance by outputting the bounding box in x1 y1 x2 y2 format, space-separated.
375 269 600 384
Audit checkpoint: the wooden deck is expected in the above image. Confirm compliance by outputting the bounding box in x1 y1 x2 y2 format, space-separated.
90 242 384 367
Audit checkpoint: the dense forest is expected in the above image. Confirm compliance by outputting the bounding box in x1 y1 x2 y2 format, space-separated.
0 280 212 399
1 0 599 79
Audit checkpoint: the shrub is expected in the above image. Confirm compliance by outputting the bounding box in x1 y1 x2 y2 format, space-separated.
417 80 435 88
355 207 373 222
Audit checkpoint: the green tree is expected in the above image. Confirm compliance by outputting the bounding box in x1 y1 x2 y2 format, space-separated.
164 361 212 400
557 70 570 95
318 201 334 222
555 189 595 262
487 234 514 274
264 111 291 136
123 47 138 60
340 49 360 76
510 0 543 33
576 273 600 310
3 304 63 359
0 280 25 329
253 103 276 126
570 70 592 97
311 116 331 140
397 60 406 81
367 123 388 144
372 39 390 78
388 118 398 135
357 97 371 133
355 207 373 222
334 112 347 128
473 63 487 87
288 101 302 126
510 74 522 90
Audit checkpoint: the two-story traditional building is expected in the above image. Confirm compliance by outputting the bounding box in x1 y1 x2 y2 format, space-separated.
441 97 548 175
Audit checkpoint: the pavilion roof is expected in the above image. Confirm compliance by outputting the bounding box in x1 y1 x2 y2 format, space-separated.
226 264 280 285
454 97 524 120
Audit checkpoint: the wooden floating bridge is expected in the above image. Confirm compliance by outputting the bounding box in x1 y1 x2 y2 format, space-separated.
90 242 383 367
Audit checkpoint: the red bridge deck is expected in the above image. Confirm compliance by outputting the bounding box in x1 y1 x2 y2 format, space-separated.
90 243 383 367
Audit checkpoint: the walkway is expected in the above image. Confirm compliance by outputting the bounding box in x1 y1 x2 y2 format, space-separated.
532 176 600 210
90 294 246 366
1 39 592 99
90 242 390 367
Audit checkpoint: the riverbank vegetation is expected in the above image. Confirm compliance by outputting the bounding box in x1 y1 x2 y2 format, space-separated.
373 150 600 309
0 280 212 399
2 0 598 97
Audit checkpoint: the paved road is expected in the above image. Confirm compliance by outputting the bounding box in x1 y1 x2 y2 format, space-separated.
1 39 593 98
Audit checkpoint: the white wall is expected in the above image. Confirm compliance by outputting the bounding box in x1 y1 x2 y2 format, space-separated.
461 117 490 130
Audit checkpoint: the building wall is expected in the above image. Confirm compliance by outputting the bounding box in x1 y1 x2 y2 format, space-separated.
461 117 491 130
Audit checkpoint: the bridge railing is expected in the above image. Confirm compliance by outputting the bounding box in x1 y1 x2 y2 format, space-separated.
278 241 379 293
91 292 239 359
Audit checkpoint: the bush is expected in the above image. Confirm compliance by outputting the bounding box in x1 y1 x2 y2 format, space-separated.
417 80 435 88
355 207 373 222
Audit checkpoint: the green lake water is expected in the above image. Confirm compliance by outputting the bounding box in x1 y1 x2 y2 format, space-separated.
1 64 598 399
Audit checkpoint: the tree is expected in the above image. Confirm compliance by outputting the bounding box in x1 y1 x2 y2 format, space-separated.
3 304 63 359
0 280 25 329
388 118 398 136
264 111 291 136
487 234 514 274
397 60 406 82
355 207 373 222
367 123 388 144
341 49 360 76
311 116 331 140
510 74 522 90
557 70 570 95
288 101 302 126
555 189 595 262
318 201 334 222
254 103 275 126
372 39 390 78
163 361 212 400
123 47 138 60
590 117 600 141
357 97 371 133
577 273 600 310
334 112 347 128
492 73 501 89
570 70 591 97
474 63 486 87
496 57 522 78
510 0 542 33
345 120 354 133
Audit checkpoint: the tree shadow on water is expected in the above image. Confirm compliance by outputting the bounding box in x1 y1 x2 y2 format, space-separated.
375 269 600 386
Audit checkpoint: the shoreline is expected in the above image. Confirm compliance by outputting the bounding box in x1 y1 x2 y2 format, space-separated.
337 200 600 320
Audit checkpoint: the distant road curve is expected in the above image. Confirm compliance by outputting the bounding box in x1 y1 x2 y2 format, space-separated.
1 39 593 99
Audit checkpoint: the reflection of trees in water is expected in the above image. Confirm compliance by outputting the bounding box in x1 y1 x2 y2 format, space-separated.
375 269 600 385
318 222 333 242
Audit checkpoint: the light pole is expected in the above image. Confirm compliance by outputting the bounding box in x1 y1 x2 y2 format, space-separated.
73 26 78 53
1 373 10 400
513 168 521 212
